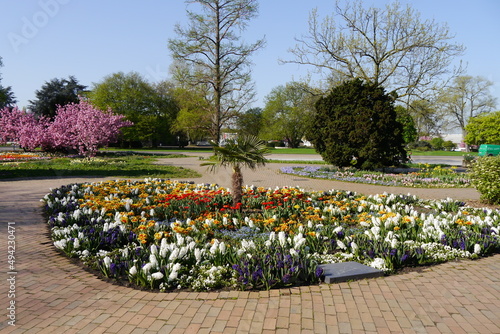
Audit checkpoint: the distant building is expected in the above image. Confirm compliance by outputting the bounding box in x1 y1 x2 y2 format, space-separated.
442 133 466 150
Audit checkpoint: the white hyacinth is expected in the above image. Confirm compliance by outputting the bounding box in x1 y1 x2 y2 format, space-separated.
371 226 381 240
54 239 67 250
210 240 219 254
351 241 358 253
142 263 153 274
369 258 388 271
278 231 287 247
149 254 158 269
129 266 137 276
176 234 185 246
103 256 112 269
241 239 256 251
151 272 164 280
194 248 204 264
72 209 81 220
337 240 346 250
293 233 306 249
169 248 180 261
219 242 226 254
178 246 189 259
168 263 181 281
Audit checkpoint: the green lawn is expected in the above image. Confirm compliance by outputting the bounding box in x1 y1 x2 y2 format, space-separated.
409 150 476 156
267 147 317 154
270 148 476 156
0 153 201 179
109 146 474 156
101 147 214 154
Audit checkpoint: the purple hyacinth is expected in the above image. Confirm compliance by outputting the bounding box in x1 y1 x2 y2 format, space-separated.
282 274 292 283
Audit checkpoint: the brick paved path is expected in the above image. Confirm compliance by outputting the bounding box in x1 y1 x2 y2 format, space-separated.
0 158 499 333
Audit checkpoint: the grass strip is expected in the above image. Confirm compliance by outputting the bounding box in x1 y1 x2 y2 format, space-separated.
0 154 200 179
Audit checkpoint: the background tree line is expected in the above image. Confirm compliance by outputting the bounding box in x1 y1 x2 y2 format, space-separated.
1 0 499 165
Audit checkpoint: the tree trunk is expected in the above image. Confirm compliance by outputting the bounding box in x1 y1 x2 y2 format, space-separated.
232 165 243 206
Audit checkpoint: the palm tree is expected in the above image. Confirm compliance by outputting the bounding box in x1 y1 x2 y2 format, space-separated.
202 135 269 206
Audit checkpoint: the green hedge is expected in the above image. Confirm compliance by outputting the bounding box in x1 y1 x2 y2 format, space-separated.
470 156 500 204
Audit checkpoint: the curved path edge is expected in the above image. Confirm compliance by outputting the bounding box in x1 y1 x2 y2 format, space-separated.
0 157 498 333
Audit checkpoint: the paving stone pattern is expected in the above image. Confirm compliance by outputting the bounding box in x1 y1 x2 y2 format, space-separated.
0 158 499 333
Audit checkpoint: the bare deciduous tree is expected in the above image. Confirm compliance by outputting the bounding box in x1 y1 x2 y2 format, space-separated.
438 75 497 138
169 0 265 143
282 0 464 103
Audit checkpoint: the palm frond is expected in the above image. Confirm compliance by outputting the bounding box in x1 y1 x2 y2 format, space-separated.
212 135 269 170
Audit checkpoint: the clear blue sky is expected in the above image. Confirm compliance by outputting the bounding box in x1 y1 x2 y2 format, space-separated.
1 0 499 111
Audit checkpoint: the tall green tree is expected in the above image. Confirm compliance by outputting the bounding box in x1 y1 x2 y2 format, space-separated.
236 107 263 137
0 85 16 109
438 75 497 138
310 79 407 170
284 0 464 103
202 135 269 205
465 111 500 145
394 105 418 144
170 85 213 144
29 76 86 119
89 72 178 147
262 82 319 148
0 57 16 108
168 0 265 144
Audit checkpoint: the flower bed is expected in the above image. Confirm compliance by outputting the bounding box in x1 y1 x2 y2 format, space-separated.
281 165 471 188
43 179 499 292
0 151 51 162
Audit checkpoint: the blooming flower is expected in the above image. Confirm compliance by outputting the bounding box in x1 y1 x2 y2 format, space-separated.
370 258 388 271
337 240 346 250
151 272 164 280
129 266 137 276
103 256 112 269
351 241 358 253
43 179 499 293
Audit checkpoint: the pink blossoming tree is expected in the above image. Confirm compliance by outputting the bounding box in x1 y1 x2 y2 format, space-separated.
48 101 133 156
0 101 132 156
0 107 50 150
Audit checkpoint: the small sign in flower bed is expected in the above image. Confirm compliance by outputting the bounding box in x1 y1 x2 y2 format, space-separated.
281 165 471 188
43 179 499 292
0 151 51 162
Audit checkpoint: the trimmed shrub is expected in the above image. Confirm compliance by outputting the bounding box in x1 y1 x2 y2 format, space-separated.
310 79 407 170
407 140 432 151
469 156 500 204
430 137 445 150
